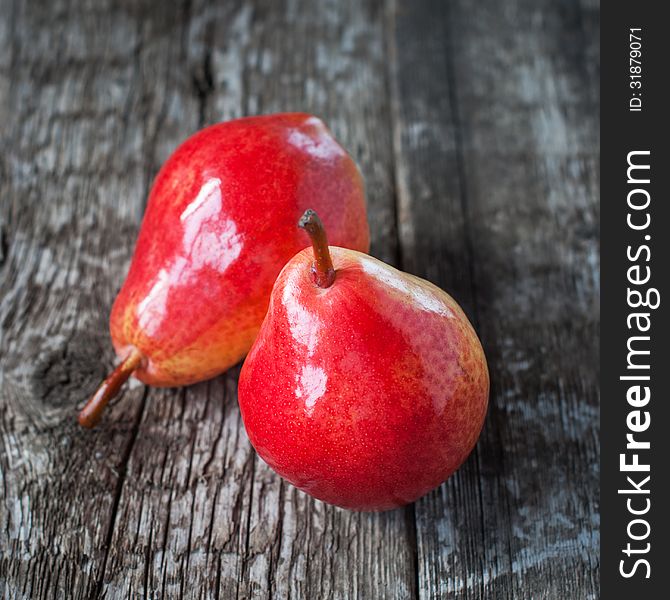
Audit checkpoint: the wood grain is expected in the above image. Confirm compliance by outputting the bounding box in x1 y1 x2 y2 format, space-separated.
0 0 599 598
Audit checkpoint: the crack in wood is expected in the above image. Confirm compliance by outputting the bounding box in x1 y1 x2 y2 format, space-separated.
94 386 149 599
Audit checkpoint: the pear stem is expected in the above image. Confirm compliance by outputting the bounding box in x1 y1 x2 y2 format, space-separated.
298 209 335 288
78 347 144 429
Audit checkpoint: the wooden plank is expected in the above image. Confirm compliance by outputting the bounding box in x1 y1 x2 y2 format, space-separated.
199 1 415 598
387 3 491 597
389 0 599 598
0 1 175 597
85 2 258 597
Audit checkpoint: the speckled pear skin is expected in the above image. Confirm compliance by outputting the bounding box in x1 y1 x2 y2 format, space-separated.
109 113 369 386
238 247 489 511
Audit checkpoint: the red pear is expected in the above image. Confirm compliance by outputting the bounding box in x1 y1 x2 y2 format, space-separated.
79 115 369 428
238 210 488 511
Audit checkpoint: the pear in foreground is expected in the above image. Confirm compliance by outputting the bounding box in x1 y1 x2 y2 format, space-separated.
238 210 489 511
79 114 369 428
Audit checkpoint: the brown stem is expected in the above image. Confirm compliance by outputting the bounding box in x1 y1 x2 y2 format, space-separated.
78 347 144 429
298 209 336 288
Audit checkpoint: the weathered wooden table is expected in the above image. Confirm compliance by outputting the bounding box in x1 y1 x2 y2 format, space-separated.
0 0 599 598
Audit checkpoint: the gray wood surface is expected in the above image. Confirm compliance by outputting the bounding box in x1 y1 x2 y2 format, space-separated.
0 0 599 598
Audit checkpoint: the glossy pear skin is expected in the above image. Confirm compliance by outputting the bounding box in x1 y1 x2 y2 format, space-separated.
111 114 369 386
238 248 489 511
